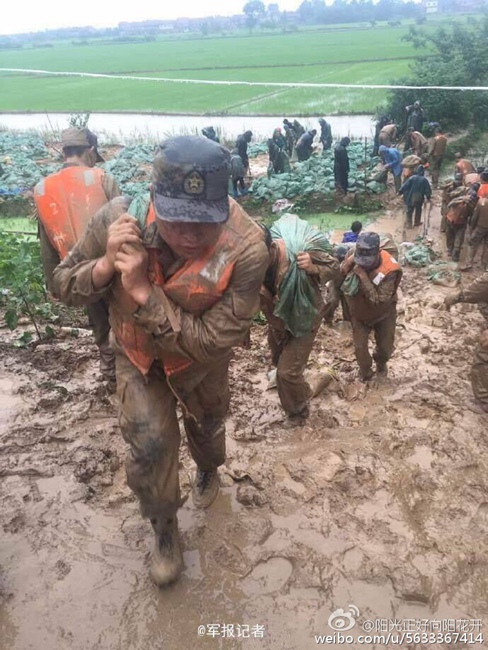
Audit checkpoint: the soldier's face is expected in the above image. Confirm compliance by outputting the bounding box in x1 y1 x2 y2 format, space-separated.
157 220 222 259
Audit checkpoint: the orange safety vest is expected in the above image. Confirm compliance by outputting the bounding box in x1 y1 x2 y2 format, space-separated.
478 184 488 200
34 166 108 259
110 199 263 377
345 250 402 325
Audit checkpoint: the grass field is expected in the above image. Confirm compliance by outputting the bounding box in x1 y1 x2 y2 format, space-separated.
0 17 465 115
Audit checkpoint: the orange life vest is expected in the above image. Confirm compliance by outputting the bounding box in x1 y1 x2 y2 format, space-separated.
110 199 263 377
345 250 402 325
478 184 488 200
34 166 108 259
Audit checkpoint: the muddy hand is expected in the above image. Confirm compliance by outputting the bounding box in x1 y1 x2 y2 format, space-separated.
105 214 142 269
114 242 151 306
297 252 315 274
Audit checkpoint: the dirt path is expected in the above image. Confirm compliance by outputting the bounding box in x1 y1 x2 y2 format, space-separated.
1 200 488 650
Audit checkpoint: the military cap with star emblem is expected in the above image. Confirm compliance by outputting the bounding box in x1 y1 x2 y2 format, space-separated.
152 135 231 223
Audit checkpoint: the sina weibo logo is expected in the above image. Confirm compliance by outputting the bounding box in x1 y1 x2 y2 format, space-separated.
327 605 360 632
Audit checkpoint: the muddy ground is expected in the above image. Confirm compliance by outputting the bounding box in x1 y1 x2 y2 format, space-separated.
1 191 488 650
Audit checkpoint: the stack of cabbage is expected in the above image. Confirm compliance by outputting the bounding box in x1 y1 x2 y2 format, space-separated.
251 143 385 201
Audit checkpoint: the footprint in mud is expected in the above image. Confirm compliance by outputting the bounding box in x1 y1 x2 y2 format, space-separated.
241 556 293 596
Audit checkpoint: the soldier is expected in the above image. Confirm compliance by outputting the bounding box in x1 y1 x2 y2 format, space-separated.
454 153 476 182
236 130 253 173
406 101 425 132
440 174 464 233
52 136 269 586
478 170 488 200
260 216 339 421
445 273 488 412
340 232 402 381
295 129 317 162
429 127 448 187
34 127 120 391
318 118 333 151
462 197 488 271
398 165 432 228
407 128 429 157
445 193 477 262
378 123 397 148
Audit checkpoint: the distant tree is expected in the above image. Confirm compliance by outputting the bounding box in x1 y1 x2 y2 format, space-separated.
243 0 266 29
268 2 280 17
383 16 488 131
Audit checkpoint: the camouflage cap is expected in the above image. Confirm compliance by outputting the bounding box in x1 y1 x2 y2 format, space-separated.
61 127 104 162
354 232 380 267
153 136 231 223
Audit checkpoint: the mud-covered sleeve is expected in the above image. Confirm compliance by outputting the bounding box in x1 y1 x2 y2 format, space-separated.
102 172 121 201
359 271 400 305
462 272 488 305
133 240 270 364
52 198 129 307
38 218 61 295
309 251 340 284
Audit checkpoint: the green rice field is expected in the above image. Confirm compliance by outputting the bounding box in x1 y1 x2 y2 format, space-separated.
0 19 451 115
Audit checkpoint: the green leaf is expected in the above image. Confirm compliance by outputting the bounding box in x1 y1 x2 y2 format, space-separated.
45 325 55 338
13 331 33 347
4 309 18 330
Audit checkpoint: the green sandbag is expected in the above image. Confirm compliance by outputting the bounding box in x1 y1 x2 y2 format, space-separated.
404 241 435 267
341 273 360 296
270 214 333 338
127 192 151 228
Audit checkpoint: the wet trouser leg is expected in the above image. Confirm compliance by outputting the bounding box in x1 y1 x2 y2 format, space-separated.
174 358 230 472
453 224 467 260
116 353 181 528
445 222 455 255
87 299 115 382
394 174 402 192
470 332 488 412
468 227 488 267
406 205 414 227
413 202 423 226
372 310 397 367
431 156 443 185
351 318 373 379
268 326 315 416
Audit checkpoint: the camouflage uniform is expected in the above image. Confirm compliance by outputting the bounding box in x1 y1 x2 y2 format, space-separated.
261 239 339 416
446 272 488 411
53 194 268 531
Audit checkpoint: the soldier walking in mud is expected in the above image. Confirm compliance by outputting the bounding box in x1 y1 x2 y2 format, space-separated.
340 232 402 381
53 136 268 587
445 273 488 412
260 217 339 423
34 127 120 391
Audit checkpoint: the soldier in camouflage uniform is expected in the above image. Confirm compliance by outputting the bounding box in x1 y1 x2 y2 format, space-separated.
53 136 268 587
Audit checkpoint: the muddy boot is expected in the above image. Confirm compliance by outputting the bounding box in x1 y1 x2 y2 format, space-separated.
452 250 460 262
192 468 220 509
376 361 388 377
149 517 183 587
359 368 374 382
283 403 310 429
